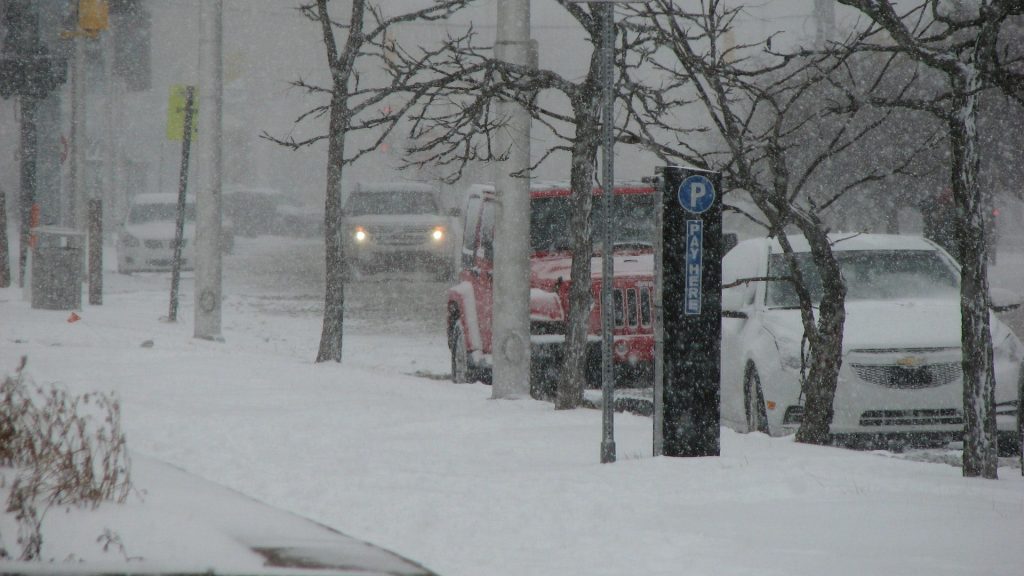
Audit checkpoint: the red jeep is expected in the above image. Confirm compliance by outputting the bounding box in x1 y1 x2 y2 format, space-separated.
446 182 656 390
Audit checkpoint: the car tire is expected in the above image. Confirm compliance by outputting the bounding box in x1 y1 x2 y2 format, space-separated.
451 320 471 384
745 365 769 434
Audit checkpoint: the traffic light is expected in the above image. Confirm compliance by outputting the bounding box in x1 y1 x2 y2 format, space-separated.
0 0 67 100
78 0 110 34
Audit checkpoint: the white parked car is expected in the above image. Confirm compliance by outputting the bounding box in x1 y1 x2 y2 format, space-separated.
721 233 1022 451
116 193 234 274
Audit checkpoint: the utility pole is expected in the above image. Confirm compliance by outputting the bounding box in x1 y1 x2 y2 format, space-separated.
195 0 224 341
813 0 835 49
491 0 533 399
72 0 109 306
597 1 616 464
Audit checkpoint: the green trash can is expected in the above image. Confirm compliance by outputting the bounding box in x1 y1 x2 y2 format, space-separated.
30 227 84 310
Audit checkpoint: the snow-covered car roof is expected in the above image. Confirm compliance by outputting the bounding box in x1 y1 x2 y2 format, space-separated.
742 233 943 254
130 193 194 205
353 181 438 194
223 185 281 197
462 181 653 199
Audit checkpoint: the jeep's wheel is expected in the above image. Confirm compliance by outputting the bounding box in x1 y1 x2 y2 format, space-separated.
745 365 769 434
451 321 470 384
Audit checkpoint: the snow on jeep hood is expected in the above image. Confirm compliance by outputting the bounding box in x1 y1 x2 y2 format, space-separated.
762 299 964 352
531 253 654 283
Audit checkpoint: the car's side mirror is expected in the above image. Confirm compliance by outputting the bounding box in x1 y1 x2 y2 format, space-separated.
722 232 739 255
990 287 1023 312
722 277 756 317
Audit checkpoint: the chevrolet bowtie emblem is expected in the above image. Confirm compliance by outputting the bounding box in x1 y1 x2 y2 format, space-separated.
896 356 924 367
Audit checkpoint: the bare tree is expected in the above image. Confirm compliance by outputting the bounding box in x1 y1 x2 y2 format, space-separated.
838 0 1024 478
626 0 932 444
264 0 471 363
0 185 9 288
402 1 652 408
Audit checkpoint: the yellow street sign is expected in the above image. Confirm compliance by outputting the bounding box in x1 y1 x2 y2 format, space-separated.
166 85 199 141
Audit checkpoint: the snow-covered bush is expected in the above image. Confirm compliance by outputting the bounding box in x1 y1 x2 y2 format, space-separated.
0 357 132 560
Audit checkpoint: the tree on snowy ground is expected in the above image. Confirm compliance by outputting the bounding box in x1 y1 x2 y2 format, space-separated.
837 0 1024 478
624 0 933 444
263 0 473 363
399 0 657 408
0 185 9 288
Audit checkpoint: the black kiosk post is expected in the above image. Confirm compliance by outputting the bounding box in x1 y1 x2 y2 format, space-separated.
655 166 723 457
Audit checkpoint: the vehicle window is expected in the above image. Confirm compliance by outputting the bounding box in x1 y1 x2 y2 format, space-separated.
613 289 625 327
766 250 960 308
530 193 655 253
627 289 638 327
128 202 195 224
479 201 495 262
462 196 482 268
345 191 438 216
640 288 652 326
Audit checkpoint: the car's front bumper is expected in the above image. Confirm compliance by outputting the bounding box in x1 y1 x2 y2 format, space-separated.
118 244 194 272
762 351 1021 442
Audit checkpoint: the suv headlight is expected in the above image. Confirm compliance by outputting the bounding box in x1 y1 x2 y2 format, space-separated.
773 335 806 372
353 227 368 243
431 226 445 242
121 233 140 247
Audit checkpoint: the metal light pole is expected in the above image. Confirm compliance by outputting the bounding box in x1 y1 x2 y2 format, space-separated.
572 0 637 463
195 0 224 341
598 1 616 464
491 0 533 399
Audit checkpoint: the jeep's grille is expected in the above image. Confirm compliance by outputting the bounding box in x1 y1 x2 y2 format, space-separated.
851 362 960 389
368 225 434 246
609 287 653 331
145 239 164 249
859 409 962 427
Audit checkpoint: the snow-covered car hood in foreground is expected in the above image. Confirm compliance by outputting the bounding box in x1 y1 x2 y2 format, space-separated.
760 299 969 352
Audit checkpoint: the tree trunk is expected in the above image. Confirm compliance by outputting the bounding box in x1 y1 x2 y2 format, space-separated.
0 183 10 288
950 73 998 479
317 92 349 363
787 227 847 445
556 109 600 409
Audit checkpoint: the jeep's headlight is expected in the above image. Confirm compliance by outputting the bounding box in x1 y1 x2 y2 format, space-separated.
121 233 140 247
354 227 368 243
431 227 445 242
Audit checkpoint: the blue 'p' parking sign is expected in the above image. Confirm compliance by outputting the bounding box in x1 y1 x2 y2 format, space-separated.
677 175 716 214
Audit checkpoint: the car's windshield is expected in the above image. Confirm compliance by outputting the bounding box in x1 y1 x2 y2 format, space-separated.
128 202 195 224
345 191 439 216
531 193 655 253
766 250 960 307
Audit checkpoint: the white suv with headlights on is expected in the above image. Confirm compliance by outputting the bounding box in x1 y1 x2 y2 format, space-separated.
343 182 457 279
721 233 1022 452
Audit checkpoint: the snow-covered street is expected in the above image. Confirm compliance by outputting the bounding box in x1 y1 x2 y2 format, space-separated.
1 236 1022 575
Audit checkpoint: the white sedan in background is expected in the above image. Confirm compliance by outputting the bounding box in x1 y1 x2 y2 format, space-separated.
116 193 233 274
721 233 1022 452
